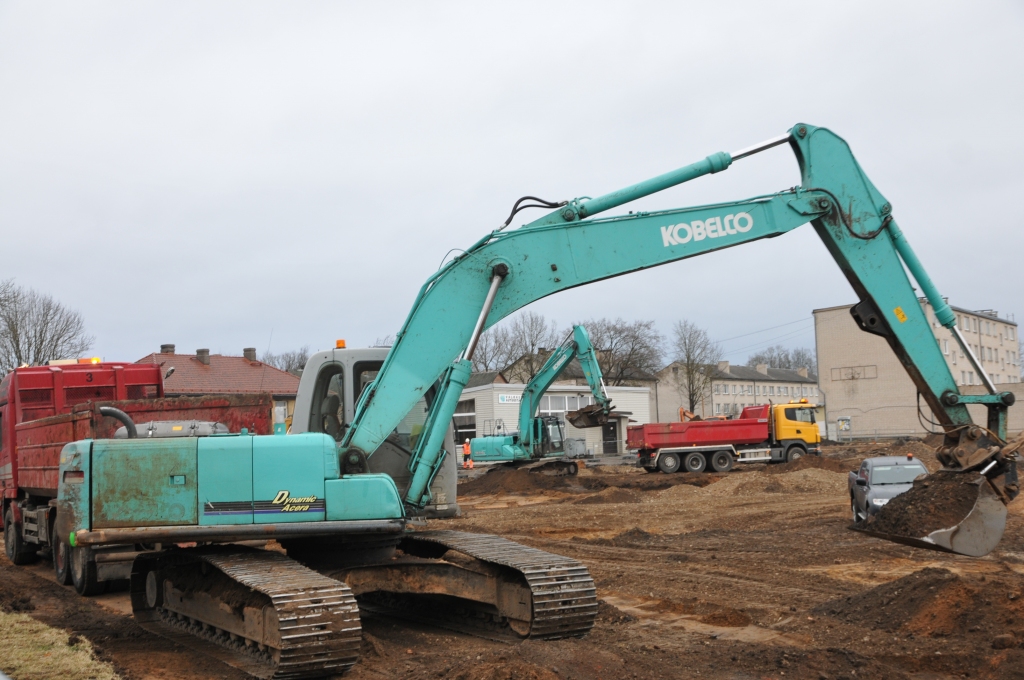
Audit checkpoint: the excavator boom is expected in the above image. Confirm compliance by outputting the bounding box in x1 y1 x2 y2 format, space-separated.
344 123 1017 556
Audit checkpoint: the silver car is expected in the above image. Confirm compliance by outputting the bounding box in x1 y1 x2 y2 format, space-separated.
849 455 929 522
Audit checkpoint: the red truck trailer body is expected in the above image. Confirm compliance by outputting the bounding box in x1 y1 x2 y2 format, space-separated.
626 405 770 450
1 362 274 500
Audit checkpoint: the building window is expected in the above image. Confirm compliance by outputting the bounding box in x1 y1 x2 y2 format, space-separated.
714 404 720 415
961 371 966 385
943 340 948 355
732 385 737 395
714 384 720 395
454 400 476 442
769 386 775 396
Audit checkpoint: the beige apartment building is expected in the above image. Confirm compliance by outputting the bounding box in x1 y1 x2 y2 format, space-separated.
814 300 1022 438
656 361 820 422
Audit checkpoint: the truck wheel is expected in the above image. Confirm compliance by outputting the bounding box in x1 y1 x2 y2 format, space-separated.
70 546 106 596
851 497 864 523
53 538 72 586
657 452 681 473
682 452 706 473
710 450 733 473
4 508 37 565
786 446 806 463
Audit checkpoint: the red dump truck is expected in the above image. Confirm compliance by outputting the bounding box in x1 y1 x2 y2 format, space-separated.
627 402 822 473
1 361 274 581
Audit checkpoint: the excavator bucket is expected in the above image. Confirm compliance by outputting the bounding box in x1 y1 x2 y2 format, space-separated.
852 471 1007 557
566 403 610 429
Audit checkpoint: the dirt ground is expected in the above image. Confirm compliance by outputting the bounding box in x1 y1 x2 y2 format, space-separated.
4 438 1024 680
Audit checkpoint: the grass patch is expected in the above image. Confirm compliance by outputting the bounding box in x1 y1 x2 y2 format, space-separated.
0 608 119 680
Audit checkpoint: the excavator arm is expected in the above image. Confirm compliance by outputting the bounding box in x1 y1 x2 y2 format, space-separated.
516 325 613 450
341 123 1017 555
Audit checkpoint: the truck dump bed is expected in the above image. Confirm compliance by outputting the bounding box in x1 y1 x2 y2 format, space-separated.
627 404 770 450
1 363 273 497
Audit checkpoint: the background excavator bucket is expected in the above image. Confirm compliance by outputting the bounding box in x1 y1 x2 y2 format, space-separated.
852 472 1007 558
566 404 610 429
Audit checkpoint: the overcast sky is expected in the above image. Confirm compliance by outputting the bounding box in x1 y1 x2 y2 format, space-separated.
1 1 1021 367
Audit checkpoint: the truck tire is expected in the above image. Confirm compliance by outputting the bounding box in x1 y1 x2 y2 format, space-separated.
657 452 681 473
53 538 72 586
786 445 806 463
710 450 733 473
682 451 706 473
851 497 865 523
71 546 106 596
4 507 37 565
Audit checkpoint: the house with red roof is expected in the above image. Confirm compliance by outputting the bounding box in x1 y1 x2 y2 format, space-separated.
136 344 300 428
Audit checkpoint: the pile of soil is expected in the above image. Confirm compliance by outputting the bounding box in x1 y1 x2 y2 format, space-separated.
702 469 847 497
861 471 983 536
458 467 605 495
763 454 851 475
573 487 640 505
816 567 1024 641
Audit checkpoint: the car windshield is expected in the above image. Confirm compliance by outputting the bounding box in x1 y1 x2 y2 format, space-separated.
870 464 927 485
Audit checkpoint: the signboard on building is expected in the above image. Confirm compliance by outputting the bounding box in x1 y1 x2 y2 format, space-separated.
498 394 522 404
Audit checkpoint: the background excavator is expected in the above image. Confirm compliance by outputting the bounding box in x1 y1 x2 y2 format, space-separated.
469 324 613 474
17 122 1016 678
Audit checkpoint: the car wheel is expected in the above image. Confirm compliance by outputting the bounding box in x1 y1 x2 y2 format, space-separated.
683 452 706 473
657 452 681 473
71 546 106 596
4 507 37 566
710 450 734 473
851 497 860 522
54 537 72 585
786 446 806 463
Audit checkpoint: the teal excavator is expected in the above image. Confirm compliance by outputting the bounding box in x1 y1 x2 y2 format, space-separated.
469 324 613 474
21 123 1016 678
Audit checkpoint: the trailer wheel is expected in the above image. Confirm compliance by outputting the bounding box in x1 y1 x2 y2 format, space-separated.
53 538 72 586
682 452 706 473
71 546 106 596
786 445 806 463
657 452 681 473
4 508 37 565
710 450 734 473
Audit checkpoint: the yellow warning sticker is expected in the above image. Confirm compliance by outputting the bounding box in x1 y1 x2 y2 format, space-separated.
893 306 907 323
172 425 183 431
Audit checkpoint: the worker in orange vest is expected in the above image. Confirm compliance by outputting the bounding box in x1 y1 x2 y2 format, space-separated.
462 438 474 469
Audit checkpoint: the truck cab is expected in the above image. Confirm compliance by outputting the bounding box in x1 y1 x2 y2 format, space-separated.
771 401 822 453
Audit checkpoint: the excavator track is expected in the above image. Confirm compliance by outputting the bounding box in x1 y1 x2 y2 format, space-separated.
396 530 598 639
131 546 361 679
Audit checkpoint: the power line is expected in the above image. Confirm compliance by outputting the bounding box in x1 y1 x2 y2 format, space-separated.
725 325 815 356
715 317 810 344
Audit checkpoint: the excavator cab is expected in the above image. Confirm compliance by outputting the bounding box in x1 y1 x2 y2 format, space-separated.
535 416 566 457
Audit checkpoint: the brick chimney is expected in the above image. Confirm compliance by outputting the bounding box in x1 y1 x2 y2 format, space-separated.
797 367 809 378
196 349 210 366
756 363 769 375
717 361 730 374
243 347 257 361
160 344 175 354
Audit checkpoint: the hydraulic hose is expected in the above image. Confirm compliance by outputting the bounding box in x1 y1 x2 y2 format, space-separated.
99 406 137 439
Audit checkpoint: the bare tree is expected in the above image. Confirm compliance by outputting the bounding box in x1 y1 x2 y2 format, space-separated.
789 347 817 375
498 311 560 382
746 344 791 369
745 345 816 374
260 345 311 375
577 318 664 386
471 324 513 372
670 320 721 412
0 279 94 374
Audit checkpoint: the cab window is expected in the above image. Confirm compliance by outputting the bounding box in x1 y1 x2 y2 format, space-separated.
310 364 345 441
784 407 814 423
